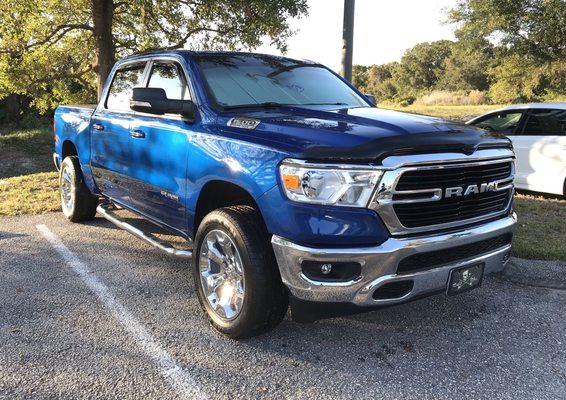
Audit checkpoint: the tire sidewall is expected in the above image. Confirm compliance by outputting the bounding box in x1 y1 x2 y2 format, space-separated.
193 215 261 334
59 157 77 219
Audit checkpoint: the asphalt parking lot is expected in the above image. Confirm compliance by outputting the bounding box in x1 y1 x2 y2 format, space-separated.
1 213 565 400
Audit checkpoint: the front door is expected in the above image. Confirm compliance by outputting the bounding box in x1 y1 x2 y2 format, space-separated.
472 110 526 187
90 62 147 206
127 60 192 234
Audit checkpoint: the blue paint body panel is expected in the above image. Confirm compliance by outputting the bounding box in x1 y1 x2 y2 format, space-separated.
53 50 510 245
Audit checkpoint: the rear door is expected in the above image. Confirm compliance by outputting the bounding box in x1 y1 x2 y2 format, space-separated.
127 59 193 234
90 62 148 205
516 109 566 194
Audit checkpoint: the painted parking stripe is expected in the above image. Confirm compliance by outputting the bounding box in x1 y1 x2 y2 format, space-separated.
36 224 206 400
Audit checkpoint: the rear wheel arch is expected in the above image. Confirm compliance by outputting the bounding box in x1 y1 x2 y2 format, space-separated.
62 140 78 159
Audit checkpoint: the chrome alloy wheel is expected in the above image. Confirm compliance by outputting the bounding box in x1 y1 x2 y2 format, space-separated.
198 229 245 320
60 164 74 212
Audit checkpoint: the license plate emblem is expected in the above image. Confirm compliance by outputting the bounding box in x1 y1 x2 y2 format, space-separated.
447 263 484 296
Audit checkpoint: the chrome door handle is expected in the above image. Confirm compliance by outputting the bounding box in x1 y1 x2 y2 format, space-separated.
130 130 146 139
92 123 105 131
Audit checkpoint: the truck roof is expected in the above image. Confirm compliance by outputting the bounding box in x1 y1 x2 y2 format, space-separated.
118 50 316 66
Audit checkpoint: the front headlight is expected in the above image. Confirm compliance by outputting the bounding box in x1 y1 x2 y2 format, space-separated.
279 159 383 207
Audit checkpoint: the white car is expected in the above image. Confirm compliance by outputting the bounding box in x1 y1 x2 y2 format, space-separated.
467 103 566 196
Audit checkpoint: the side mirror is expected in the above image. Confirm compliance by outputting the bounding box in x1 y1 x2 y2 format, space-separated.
364 93 376 106
130 87 197 121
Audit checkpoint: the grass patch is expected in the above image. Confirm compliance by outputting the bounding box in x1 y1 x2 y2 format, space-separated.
382 104 505 123
0 171 59 216
0 124 59 216
0 125 53 178
512 193 566 261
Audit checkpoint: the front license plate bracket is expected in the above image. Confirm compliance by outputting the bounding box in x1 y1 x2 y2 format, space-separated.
447 263 484 296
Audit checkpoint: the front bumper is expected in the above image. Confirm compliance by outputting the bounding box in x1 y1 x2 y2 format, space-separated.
271 214 516 307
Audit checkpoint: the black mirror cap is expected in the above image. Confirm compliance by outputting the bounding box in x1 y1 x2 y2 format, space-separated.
364 93 376 106
130 87 170 115
130 87 197 121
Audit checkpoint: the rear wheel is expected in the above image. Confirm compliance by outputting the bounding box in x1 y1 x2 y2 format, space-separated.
59 156 98 222
193 206 288 339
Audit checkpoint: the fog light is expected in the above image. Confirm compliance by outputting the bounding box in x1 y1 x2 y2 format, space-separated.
301 261 361 282
320 263 332 275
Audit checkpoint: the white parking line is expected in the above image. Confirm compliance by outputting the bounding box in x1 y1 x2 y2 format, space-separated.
36 224 207 400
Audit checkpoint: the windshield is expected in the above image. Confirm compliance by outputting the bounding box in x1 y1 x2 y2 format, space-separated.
194 54 369 109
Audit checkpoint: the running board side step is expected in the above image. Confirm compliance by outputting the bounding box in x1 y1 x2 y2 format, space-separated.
96 204 193 258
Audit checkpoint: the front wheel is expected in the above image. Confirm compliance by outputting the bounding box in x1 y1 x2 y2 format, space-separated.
59 156 98 222
192 206 288 339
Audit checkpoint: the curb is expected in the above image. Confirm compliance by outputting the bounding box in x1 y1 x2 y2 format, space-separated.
502 257 566 290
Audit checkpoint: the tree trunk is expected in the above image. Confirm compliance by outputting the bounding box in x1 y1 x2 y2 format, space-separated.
91 0 115 99
4 94 21 123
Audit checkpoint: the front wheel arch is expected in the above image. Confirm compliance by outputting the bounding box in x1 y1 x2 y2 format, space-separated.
193 180 264 236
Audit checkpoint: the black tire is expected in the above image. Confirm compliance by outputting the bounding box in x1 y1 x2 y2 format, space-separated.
192 206 288 339
59 156 98 222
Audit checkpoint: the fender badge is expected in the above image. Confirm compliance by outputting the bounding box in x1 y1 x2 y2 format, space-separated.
227 117 260 130
160 190 180 202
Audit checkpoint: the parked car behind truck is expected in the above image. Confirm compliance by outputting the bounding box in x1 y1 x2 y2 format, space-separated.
468 103 566 196
54 51 517 338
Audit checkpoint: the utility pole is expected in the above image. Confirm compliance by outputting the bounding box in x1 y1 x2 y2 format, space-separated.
340 0 355 82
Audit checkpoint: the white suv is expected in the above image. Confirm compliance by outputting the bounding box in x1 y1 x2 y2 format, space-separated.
468 103 566 196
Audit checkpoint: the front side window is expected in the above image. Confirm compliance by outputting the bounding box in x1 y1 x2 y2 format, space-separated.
194 54 368 109
106 63 146 111
147 62 190 100
523 109 566 136
475 111 523 135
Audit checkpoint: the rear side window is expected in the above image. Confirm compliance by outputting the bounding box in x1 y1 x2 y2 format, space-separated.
474 111 523 135
522 109 566 136
147 62 190 100
106 64 146 111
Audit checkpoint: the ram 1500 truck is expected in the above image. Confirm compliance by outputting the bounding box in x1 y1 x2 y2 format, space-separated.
54 51 516 338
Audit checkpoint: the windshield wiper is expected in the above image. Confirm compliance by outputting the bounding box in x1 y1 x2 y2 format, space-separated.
221 101 351 110
221 102 293 110
299 102 349 106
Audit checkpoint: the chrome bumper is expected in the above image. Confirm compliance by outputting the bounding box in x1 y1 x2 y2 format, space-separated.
271 214 516 307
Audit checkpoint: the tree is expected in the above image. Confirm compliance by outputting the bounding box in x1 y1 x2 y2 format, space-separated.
0 0 308 112
393 41 453 92
352 65 369 91
352 62 400 103
449 0 566 63
437 42 492 92
450 0 566 101
365 63 399 102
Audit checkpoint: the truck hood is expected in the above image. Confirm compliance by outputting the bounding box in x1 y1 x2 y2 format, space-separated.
218 106 511 162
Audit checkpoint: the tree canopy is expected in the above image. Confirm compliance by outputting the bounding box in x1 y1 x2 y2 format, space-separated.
0 0 307 114
355 0 566 105
449 0 566 63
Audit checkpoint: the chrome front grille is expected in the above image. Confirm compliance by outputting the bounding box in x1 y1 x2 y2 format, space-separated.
370 150 515 235
394 161 512 191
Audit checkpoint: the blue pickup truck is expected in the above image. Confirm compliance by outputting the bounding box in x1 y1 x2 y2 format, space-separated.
54 51 517 338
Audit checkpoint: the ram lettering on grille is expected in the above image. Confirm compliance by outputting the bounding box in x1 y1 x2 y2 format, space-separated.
444 181 497 198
